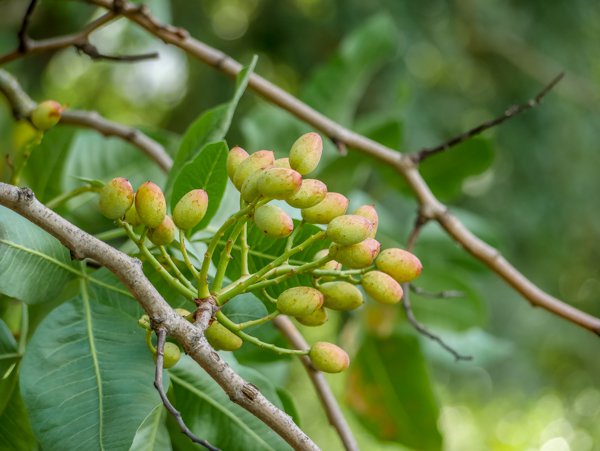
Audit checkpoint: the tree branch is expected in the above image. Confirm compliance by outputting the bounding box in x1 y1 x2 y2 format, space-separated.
274 316 359 451
85 0 600 336
0 183 319 451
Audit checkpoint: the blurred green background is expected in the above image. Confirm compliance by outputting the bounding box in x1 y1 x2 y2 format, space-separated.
1 0 599 450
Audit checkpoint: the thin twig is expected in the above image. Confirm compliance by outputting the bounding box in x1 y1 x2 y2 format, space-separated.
153 328 219 451
17 0 38 53
410 285 464 299
273 316 359 451
411 73 565 163
75 42 159 62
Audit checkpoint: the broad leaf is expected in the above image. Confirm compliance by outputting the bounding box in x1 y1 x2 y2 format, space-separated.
130 405 171 451
347 330 442 451
0 206 78 304
170 141 229 232
0 318 18 376
20 295 162 451
167 57 257 191
168 356 291 451
0 381 36 451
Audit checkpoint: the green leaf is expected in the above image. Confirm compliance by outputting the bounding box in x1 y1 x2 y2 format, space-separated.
168 356 291 451
0 206 78 304
275 388 301 428
170 141 229 232
167 57 257 191
20 296 162 451
129 405 171 451
347 330 442 451
0 380 36 451
0 318 18 377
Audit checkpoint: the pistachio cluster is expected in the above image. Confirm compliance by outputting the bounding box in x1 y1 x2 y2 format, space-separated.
99 132 423 374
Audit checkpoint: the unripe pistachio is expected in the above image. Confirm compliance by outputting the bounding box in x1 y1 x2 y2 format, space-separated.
301 192 348 224
330 238 380 269
376 248 423 283
135 181 167 228
319 281 364 311
361 270 403 305
286 179 327 209
274 157 291 169
353 204 378 238
172 189 208 230
240 169 266 202
205 322 243 351
296 306 328 327
125 203 142 226
309 342 349 373
313 249 341 271
253 204 294 238
257 167 302 199
327 215 373 246
289 132 323 175
31 100 63 131
148 215 176 246
277 287 324 317
155 342 181 369
98 177 134 220
227 146 249 180
232 150 274 190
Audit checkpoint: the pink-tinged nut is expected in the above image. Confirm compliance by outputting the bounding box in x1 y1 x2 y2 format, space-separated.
330 238 380 269
327 214 374 246
301 192 348 224
240 169 265 202
289 132 323 175
286 179 327 209
98 177 134 220
309 342 349 373
227 146 249 180
205 322 243 351
172 189 208 230
277 286 324 317
274 157 291 169
257 167 302 199
31 100 63 131
148 215 176 246
135 181 167 228
124 203 141 226
296 306 328 327
232 150 274 190
319 281 364 311
376 248 423 283
361 270 403 305
253 204 294 238
353 204 378 238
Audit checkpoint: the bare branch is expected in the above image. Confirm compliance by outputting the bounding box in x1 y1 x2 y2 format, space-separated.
0 183 319 451
410 285 464 299
411 72 565 163
273 316 359 451
75 41 159 62
17 0 38 53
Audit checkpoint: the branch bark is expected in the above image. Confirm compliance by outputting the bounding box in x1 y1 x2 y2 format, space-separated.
86 0 600 336
0 182 319 451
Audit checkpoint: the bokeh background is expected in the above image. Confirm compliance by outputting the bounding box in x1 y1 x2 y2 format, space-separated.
1 1 599 450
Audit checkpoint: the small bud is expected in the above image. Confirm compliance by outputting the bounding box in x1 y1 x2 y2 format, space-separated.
319 281 364 311
296 307 328 327
286 179 327 209
274 157 291 169
31 100 63 131
277 287 324 317
227 146 249 180
172 189 208 230
157 342 181 369
326 215 373 246
330 238 380 269
301 192 348 224
148 215 176 246
253 204 294 238
205 322 243 351
257 167 302 199
376 248 423 283
138 314 151 330
361 270 403 305
99 177 134 220
353 204 378 238
125 203 142 226
240 169 265 202
309 342 349 373
289 132 323 175
232 150 274 190
135 181 167 228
